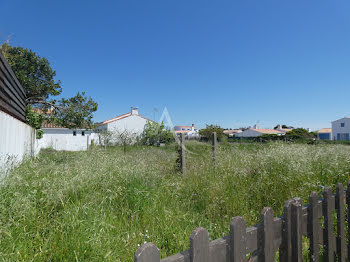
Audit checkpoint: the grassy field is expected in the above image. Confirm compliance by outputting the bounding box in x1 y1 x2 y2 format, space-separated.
1 141 350 261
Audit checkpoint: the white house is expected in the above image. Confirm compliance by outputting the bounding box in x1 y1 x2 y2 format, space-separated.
235 125 284 138
275 125 293 134
174 124 199 138
95 107 154 142
223 129 242 137
38 122 92 151
332 117 350 141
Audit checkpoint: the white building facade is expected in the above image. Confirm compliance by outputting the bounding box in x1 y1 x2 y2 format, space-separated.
174 124 199 138
332 117 350 141
37 127 92 151
95 107 153 143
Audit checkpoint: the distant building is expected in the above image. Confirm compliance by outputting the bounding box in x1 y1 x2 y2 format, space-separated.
275 125 293 133
174 124 199 138
38 122 92 151
332 117 350 140
223 129 242 137
235 124 284 138
96 107 154 138
317 128 332 140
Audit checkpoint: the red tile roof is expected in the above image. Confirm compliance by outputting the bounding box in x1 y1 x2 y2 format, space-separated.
251 129 284 134
318 128 332 133
97 112 154 126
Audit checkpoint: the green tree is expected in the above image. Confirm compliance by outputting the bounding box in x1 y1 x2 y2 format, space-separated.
285 128 316 140
199 124 224 141
141 121 173 145
1 43 98 134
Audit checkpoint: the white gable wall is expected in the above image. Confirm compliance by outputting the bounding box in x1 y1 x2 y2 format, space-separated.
332 118 350 140
106 115 149 136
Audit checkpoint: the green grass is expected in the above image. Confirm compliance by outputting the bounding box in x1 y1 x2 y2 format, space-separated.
1 141 350 261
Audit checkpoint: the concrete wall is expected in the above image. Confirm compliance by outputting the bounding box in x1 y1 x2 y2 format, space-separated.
332 118 350 140
0 110 38 175
37 128 92 151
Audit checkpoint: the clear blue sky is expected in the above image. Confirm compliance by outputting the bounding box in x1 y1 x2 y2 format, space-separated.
1 0 350 130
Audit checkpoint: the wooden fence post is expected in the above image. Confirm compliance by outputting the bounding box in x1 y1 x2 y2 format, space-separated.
308 191 320 262
260 207 274 262
180 133 186 176
291 200 302 262
190 227 209 262
230 216 246 262
280 199 294 262
212 132 217 166
336 183 347 261
134 243 160 262
323 187 336 262
347 180 350 259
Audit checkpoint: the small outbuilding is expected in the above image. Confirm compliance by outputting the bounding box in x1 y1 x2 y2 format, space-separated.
317 128 332 140
38 122 92 151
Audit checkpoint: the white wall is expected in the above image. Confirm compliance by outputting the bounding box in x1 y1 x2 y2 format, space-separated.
37 128 91 151
104 115 149 143
0 110 38 176
332 118 350 140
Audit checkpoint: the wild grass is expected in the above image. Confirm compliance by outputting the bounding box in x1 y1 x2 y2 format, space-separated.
0 141 350 261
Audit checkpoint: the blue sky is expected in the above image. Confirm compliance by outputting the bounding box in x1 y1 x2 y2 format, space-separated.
1 0 350 130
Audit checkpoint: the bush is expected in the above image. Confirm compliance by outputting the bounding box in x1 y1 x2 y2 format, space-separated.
140 121 174 145
199 124 224 141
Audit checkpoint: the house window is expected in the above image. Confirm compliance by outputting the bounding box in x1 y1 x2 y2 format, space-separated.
73 131 76 136
341 123 345 127
82 131 85 136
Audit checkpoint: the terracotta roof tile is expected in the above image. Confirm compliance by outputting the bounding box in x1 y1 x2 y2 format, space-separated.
318 128 332 133
251 129 284 134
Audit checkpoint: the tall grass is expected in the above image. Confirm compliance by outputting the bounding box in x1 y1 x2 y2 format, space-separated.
0 142 349 261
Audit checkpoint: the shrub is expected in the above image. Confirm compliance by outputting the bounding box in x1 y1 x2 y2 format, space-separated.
199 124 224 141
140 121 174 145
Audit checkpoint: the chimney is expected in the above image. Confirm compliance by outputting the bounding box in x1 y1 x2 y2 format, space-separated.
131 107 138 115
253 124 258 129
277 124 282 130
191 124 195 131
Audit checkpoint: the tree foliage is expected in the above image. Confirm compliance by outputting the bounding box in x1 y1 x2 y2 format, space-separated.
140 121 173 145
199 124 224 141
1 43 98 131
285 128 316 140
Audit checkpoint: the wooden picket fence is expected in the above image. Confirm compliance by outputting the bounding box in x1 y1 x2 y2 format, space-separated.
134 181 350 261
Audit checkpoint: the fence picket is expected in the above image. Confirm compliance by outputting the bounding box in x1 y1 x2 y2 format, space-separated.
291 201 302 261
323 187 336 262
260 207 274 262
190 227 209 262
280 199 294 262
230 216 246 262
336 183 347 261
347 180 350 260
133 181 350 262
308 191 320 262
134 243 160 262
